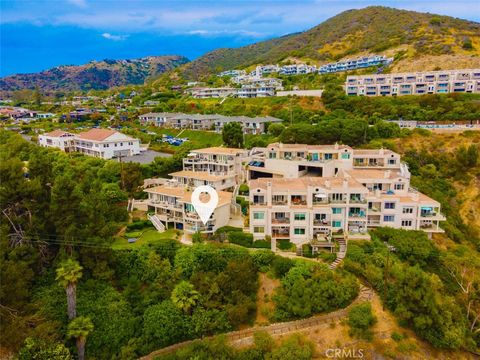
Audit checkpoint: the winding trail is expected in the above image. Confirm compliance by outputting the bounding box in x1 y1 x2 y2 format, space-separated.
139 285 373 359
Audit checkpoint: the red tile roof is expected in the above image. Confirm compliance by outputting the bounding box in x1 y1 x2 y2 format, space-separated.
76 129 117 141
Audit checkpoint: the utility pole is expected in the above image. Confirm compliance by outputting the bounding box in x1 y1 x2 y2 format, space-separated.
118 153 125 191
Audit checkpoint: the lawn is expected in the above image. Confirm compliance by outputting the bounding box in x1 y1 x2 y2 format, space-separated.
111 228 180 249
149 128 223 150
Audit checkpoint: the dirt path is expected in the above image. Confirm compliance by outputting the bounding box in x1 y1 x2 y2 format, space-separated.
255 273 280 325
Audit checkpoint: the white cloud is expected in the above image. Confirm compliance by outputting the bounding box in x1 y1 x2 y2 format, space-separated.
66 0 87 8
101 32 128 41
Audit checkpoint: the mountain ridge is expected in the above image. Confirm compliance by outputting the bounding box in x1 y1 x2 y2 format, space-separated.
0 55 190 92
179 6 480 79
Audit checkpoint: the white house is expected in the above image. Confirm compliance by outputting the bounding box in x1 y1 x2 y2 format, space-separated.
39 128 141 159
38 130 75 152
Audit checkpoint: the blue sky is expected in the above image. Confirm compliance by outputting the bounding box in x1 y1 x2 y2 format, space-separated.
1 0 479 77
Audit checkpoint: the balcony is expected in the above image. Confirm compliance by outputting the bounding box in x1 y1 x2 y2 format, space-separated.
272 196 288 206
349 197 367 204
272 217 290 224
272 228 290 238
291 196 307 206
313 218 330 226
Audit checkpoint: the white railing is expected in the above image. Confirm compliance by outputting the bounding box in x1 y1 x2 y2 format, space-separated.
148 214 165 233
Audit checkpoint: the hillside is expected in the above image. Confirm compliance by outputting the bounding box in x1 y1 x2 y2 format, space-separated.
181 6 480 79
0 55 189 92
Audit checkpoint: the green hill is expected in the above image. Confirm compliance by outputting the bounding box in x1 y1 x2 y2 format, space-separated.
0 55 189 93
181 6 480 79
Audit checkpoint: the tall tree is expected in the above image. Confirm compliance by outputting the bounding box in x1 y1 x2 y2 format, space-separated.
56 259 83 320
67 316 94 360
171 280 199 314
222 122 243 148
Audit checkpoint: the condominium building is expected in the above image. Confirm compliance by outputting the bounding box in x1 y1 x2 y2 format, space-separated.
183 147 249 184
139 112 283 135
345 69 480 96
247 143 445 243
279 64 317 75
191 87 236 99
237 85 276 98
38 128 141 159
218 69 246 77
145 182 232 233
249 175 444 244
319 55 392 74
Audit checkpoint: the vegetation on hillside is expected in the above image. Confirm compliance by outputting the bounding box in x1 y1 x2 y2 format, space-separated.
180 6 480 79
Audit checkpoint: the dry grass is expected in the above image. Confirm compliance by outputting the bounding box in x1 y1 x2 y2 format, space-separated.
255 272 280 325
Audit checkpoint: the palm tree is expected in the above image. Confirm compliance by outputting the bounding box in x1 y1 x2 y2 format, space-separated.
171 280 199 314
67 316 94 360
56 258 83 320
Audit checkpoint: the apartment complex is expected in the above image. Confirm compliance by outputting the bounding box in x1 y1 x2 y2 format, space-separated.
145 183 232 233
38 128 141 159
191 87 237 99
218 69 246 77
345 69 480 96
144 146 249 233
139 112 283 134
248 143 445 244
319 55 392 74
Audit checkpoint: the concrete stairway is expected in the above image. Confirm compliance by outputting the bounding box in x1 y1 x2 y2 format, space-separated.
148 214 165 233
328 238 347 269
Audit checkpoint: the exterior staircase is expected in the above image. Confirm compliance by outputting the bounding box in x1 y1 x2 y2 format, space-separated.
328 238 347 269
148 214 165 233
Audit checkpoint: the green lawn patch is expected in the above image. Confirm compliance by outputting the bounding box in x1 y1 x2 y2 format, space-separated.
112 229 179 249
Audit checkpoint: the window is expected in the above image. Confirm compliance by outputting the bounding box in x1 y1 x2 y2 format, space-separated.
294 228 305 235
332 208 342 214
324 153 333 160
253 212 264 220
403 207 414 214
394 183 404 190
341 153 350 159
294 213 306 221
388 159 396 165
331 193 343 201
332 221 342 228
384 215 395 222
401 220 412 227
253 226 264 233
385 202 396 209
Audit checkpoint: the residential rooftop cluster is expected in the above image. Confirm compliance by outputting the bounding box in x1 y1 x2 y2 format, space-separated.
139 112 283 134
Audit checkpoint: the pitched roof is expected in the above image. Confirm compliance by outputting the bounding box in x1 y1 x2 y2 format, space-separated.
76 129 118 141
169 170 235 181
249 176 366 191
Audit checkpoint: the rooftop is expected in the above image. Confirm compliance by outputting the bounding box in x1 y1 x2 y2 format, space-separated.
43 130 74 137
76 128 131 141
169 170 235 181
192 147 247 155
249 176 366 191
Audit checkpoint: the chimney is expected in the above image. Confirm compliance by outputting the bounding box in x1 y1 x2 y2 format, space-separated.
379 148 384 155
334 142 339 150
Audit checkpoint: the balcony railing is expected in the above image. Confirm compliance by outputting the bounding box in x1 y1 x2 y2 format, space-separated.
272 200 288 205
313 219 330 226
272 218 290 224
350 198 367 204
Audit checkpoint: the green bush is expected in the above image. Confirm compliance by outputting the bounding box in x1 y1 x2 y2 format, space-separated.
127 220 153 231
251 251 276 272
277 239 294 251
228 231 254 247
347 302 377 340
271 256 294 278
238 184 249 196
252 240 271 249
